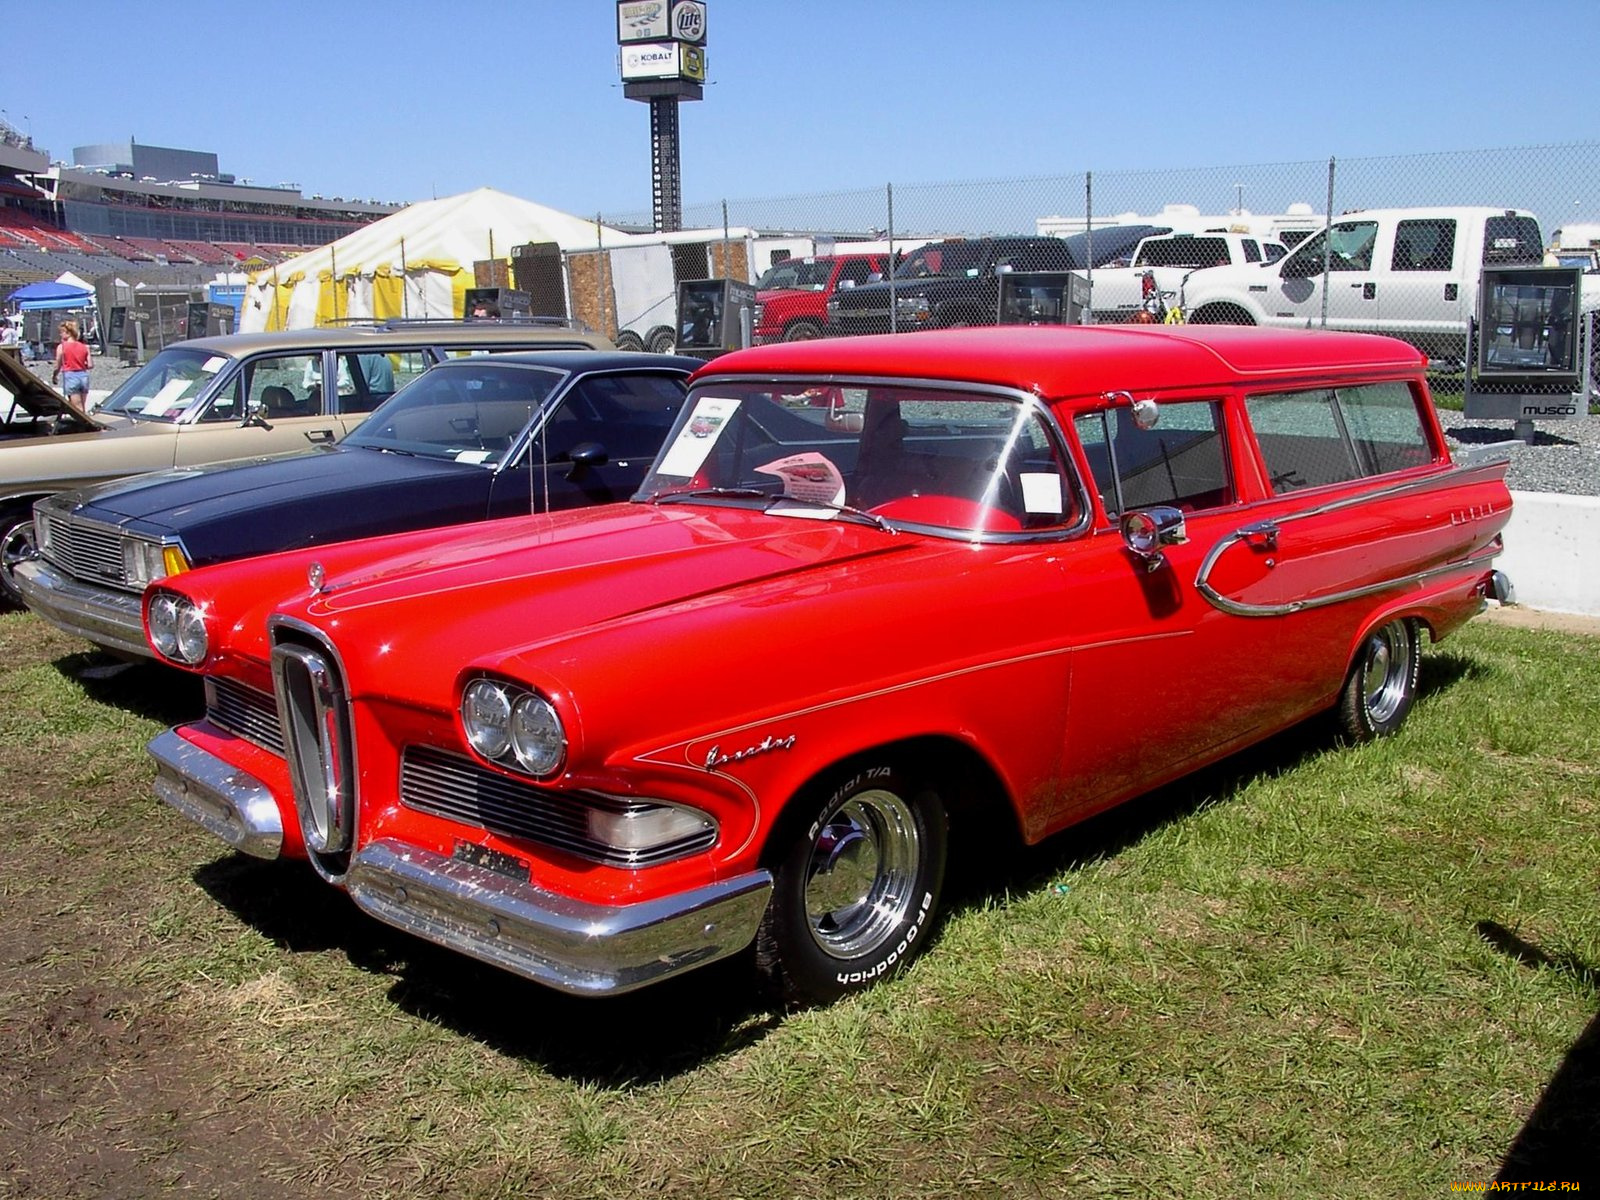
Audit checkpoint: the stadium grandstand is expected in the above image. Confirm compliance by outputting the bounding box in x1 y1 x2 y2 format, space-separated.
1 121 397 295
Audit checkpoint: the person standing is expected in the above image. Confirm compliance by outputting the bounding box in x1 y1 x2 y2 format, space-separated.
52 319 94 416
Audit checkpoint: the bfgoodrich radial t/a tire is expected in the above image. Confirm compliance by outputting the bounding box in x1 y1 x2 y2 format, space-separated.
757 760 947 1004
1338 618 1420 740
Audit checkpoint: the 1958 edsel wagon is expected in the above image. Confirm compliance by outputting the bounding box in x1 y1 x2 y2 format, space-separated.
142 325 1512 1003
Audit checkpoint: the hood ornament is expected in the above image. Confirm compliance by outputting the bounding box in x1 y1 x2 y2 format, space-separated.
307 561 327 595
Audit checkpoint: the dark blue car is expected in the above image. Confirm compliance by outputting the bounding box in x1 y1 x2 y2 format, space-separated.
14 350 698 658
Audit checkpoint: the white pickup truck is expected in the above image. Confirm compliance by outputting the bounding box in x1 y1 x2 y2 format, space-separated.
1088 231 1286 322
1178 206 1548 362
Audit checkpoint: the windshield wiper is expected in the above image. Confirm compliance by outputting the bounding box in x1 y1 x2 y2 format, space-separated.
773 498 898 535
648 486 772 505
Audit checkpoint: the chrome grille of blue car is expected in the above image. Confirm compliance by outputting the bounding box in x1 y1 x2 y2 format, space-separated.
400 746 714 868
37 510 127 587
205 677 284 756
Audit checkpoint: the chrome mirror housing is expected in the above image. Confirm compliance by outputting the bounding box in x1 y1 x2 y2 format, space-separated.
1121 506 1188 571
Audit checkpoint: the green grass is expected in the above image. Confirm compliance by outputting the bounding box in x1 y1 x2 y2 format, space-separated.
0 611 1595 1198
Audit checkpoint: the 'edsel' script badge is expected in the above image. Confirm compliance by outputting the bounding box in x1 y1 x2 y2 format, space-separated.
704 734 796 772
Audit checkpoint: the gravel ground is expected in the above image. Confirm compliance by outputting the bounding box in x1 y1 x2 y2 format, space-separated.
18 353 1600 497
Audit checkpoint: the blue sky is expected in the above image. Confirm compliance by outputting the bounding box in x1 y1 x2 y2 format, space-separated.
6 0 1597 221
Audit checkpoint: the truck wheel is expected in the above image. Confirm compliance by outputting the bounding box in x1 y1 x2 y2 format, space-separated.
0 513 37 608
614 330 644 353
1188 304 1254 326
646 328 676 354
756 759 947 1005
783 320 823 342
1337 619 1420 741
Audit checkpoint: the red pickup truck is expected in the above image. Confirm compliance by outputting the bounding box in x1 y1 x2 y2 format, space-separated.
753 252 888 343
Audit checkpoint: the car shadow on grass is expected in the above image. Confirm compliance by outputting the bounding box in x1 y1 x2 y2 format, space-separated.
191 853 780 1087
1476 922 1600 1183
53 649 205 726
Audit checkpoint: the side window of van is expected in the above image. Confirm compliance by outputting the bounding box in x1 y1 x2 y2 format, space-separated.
1074 400 1232 516
1247 383 1434 494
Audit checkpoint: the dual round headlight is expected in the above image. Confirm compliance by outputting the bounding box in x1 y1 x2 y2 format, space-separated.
147 592 209 665
461 678 566 778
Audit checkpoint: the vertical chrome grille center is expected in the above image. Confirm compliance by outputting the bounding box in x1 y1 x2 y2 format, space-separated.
271 640 355 856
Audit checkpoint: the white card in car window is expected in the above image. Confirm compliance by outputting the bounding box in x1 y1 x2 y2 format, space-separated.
1021 472 1065 514
201 356 226 373
141 378 194 416
455 450 492 464
656 396 740 478
756 452 845 506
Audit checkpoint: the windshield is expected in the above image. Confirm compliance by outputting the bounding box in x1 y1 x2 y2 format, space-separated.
98 346 225 422
756 259 834 291
638 382 1082 539
894 244 987 280
344 362 565 465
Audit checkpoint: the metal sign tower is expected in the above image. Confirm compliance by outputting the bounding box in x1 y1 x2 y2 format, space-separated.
617 2 707 233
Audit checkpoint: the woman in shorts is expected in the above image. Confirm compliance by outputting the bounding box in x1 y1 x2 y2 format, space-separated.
52 319 94 417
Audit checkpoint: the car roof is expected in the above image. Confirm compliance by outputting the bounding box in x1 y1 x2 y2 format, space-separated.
171 321 612 356
428 350 702 374
692 326 1428 404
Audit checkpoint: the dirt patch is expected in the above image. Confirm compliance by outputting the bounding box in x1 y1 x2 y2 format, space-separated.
1479 603 1600 638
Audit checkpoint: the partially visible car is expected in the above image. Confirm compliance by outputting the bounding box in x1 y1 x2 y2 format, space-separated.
16 351 695 658
142 325 1511 1004
0 319 612 606
0 344 96 441
753 253 890 343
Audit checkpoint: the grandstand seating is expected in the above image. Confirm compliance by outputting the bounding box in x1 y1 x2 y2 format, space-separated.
166 240 232 265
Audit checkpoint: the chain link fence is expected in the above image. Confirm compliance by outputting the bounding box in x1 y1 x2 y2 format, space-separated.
595 142 1600 376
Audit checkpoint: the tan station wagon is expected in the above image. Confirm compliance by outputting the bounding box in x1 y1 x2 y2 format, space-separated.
0 320 610 604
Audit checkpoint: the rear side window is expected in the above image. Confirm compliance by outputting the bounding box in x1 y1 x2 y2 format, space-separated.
1133 237 1230 270
1075 400 1233 516
1392 219 1456 271
1247 382 1433 494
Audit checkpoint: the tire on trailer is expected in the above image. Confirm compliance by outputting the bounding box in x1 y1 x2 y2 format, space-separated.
1337 618 1420 741
0 511 37 609
646 327 676 354
1187 303 1255 326
756 758 947 1005
614 330 645 353
783 320 824 342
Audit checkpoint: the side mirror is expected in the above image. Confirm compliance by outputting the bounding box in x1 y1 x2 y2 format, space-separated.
244 397 271 428
565 441 608 478
1121 506 1188 572
1279 253 1323 280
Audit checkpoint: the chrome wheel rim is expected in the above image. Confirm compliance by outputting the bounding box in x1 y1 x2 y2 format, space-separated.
1362 623 1413 724
0 520 36 598
803 789 920 960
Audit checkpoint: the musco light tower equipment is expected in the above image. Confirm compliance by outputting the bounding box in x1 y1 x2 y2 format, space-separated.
617 2 707 234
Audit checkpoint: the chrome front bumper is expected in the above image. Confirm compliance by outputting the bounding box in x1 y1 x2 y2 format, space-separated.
12 557 150 658
148 728 285 859
346 839 773 996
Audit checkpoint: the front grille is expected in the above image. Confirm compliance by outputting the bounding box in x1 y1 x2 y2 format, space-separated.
39 511 128 588
401 745 714 868
205 677 283 755
271 635 355 856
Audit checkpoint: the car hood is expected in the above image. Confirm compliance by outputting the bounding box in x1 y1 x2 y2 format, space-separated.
0 349 101 432
276 503 934 696
60 446 497 565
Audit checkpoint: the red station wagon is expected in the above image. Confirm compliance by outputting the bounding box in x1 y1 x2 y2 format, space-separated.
143 326 1513 1004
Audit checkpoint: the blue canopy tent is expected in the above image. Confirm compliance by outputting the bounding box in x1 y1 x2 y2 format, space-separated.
7 281 94 311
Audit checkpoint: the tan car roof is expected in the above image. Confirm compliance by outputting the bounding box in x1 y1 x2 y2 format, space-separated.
178 320 612 356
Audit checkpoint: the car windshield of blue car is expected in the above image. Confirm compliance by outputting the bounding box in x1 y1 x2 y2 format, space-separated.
343 362 566 465
639 382 1083 540
97 347 221 422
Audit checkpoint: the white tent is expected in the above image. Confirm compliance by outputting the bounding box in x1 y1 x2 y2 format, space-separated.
238 187 629 331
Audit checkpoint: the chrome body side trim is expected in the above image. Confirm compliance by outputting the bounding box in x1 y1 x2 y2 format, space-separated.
346 839 773 995
1194 464 1510 618
11 558 149 658
147 728 284 859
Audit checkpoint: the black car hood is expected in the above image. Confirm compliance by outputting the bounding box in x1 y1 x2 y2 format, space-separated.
62 446 505 567
0 349 100 433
